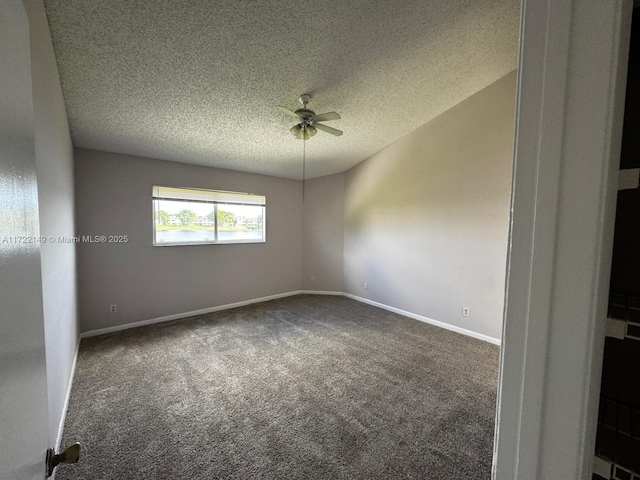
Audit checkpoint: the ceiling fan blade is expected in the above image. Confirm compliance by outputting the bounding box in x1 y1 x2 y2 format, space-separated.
277 106 300 119
311 112 341 122
315 123 343 136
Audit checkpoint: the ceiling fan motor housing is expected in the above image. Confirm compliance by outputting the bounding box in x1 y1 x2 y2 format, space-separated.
294 108 315 124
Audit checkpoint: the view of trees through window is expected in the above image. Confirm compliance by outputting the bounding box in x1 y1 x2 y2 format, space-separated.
153 188 265 245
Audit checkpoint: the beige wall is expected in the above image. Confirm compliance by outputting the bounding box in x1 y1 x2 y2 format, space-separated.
24 0 79 444
76 73 515 342
302 173 345 292
343 72 516 341
75 149 303 332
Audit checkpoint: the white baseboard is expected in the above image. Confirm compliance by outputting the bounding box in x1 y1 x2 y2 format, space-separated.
299 290 344 296
80 289 500 346
80 290 303 338
343 293 501 346
55 336 80 450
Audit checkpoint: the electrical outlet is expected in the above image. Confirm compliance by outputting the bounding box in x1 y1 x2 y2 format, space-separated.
364 282 368 290
109 304 117 314
310 276 315 284
462 307 470 317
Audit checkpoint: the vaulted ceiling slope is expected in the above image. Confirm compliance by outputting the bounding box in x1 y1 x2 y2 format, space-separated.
44 0 519 179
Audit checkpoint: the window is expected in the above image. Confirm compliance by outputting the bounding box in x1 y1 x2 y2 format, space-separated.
153 186 265 246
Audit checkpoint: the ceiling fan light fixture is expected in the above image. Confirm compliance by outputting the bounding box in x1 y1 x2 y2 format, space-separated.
290 124 302 137
306 125 317 137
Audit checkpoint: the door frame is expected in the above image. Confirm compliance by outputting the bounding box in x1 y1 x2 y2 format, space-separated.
494 0 633 477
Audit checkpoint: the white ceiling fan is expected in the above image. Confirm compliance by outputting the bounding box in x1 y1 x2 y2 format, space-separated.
277 94 343 140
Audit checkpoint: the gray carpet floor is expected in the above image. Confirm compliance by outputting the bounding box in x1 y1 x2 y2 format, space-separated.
58 295 499 479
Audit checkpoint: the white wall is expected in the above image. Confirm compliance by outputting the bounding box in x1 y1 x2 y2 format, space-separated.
74 149 303 332
302 173 345 292
23 0 79 446
343 72 516 341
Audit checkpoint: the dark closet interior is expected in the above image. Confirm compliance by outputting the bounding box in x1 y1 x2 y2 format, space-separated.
594 7 640 480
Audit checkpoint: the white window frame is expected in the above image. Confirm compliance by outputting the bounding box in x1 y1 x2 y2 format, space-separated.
152 185 266 246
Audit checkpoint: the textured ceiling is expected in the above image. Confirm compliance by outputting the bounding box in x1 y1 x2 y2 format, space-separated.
44 0 520 179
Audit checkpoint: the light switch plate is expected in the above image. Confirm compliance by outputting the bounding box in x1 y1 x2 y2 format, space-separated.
592 455 611 478
618 168 639 190
605 317 626 340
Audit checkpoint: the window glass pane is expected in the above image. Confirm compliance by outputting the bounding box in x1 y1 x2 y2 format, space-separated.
152 186 266 246
217 205 264 242
154 199 215 245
